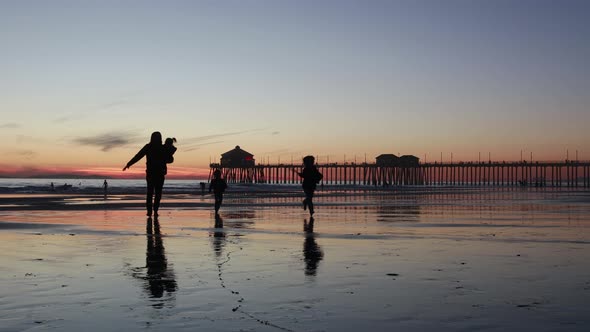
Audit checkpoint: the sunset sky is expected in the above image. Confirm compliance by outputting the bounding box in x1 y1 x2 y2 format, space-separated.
1 0 589 179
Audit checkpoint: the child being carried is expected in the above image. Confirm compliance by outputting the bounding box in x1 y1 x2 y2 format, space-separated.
164 137 177 163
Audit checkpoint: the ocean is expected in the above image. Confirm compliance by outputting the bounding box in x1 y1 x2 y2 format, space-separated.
0 178 209 194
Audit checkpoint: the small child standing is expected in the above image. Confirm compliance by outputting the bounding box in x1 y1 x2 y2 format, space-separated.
103 179 108 199
209 169 227 215
297 156 323 216
164 137 177 164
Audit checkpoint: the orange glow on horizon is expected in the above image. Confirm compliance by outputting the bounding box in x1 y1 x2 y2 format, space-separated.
0 164 210 180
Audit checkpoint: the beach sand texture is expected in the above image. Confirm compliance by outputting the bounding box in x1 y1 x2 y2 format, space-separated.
1 188 590 331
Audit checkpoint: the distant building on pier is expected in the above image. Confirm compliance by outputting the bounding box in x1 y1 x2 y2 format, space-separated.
399 155 420 167
376 154 400 166
221 145 255 167
376 153 419 167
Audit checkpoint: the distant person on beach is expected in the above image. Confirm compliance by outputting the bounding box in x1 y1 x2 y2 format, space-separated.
123 131 169 217
296 156 323 216
50 182 54 191
103 179 108 199
209 169 227 215
164 137 177 163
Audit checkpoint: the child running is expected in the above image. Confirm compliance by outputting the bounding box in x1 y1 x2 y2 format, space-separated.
296 156 323 216
209 169 227 215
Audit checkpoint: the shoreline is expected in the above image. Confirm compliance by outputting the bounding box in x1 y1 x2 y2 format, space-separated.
1 186 589 211
1 188 590 331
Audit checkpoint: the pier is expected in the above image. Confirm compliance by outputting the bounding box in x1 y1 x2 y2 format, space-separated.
209 161 590 188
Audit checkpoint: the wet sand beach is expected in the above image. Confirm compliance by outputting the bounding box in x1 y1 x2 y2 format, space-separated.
1 187 590 331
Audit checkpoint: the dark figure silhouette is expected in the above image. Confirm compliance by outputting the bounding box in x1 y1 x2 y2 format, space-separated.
103 179 108 199
142 216 177 305
296 156 323 216
164 137 177 163
209 169 227 215
303 217 323 277
123 132 170 217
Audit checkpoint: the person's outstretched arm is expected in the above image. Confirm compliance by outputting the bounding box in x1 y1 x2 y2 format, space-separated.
123 145 147 171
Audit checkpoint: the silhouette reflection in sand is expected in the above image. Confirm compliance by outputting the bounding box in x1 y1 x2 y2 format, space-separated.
130 217 177 308
303 217 323 277
211 214 226 259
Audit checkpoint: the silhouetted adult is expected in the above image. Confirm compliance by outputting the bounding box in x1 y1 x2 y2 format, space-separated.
123 131 168 217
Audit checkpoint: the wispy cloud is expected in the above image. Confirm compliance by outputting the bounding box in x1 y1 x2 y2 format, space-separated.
53 117 65 123
54 100 130 123
184 140 225 152
53 91 142 123
4 149 38 160
184 129 260 144
15 135 43 144
73 131 141 151
14 149 38 159
182 128 265 152
171 128 282 159
0 122 21 129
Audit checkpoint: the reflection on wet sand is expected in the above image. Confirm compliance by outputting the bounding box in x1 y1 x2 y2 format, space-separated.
377 204 421 222
130 217 177 308
303 217 323 277
211 214 226 259
221 209 257 229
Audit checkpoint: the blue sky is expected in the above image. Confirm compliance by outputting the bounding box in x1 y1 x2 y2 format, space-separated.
1 0 589 177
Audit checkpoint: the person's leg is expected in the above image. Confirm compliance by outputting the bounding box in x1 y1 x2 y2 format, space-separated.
304 188 315 215
146 176 154 216
214 193 223 213
153 175 165 216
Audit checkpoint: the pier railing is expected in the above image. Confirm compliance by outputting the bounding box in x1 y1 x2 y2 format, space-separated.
209 161 590 187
